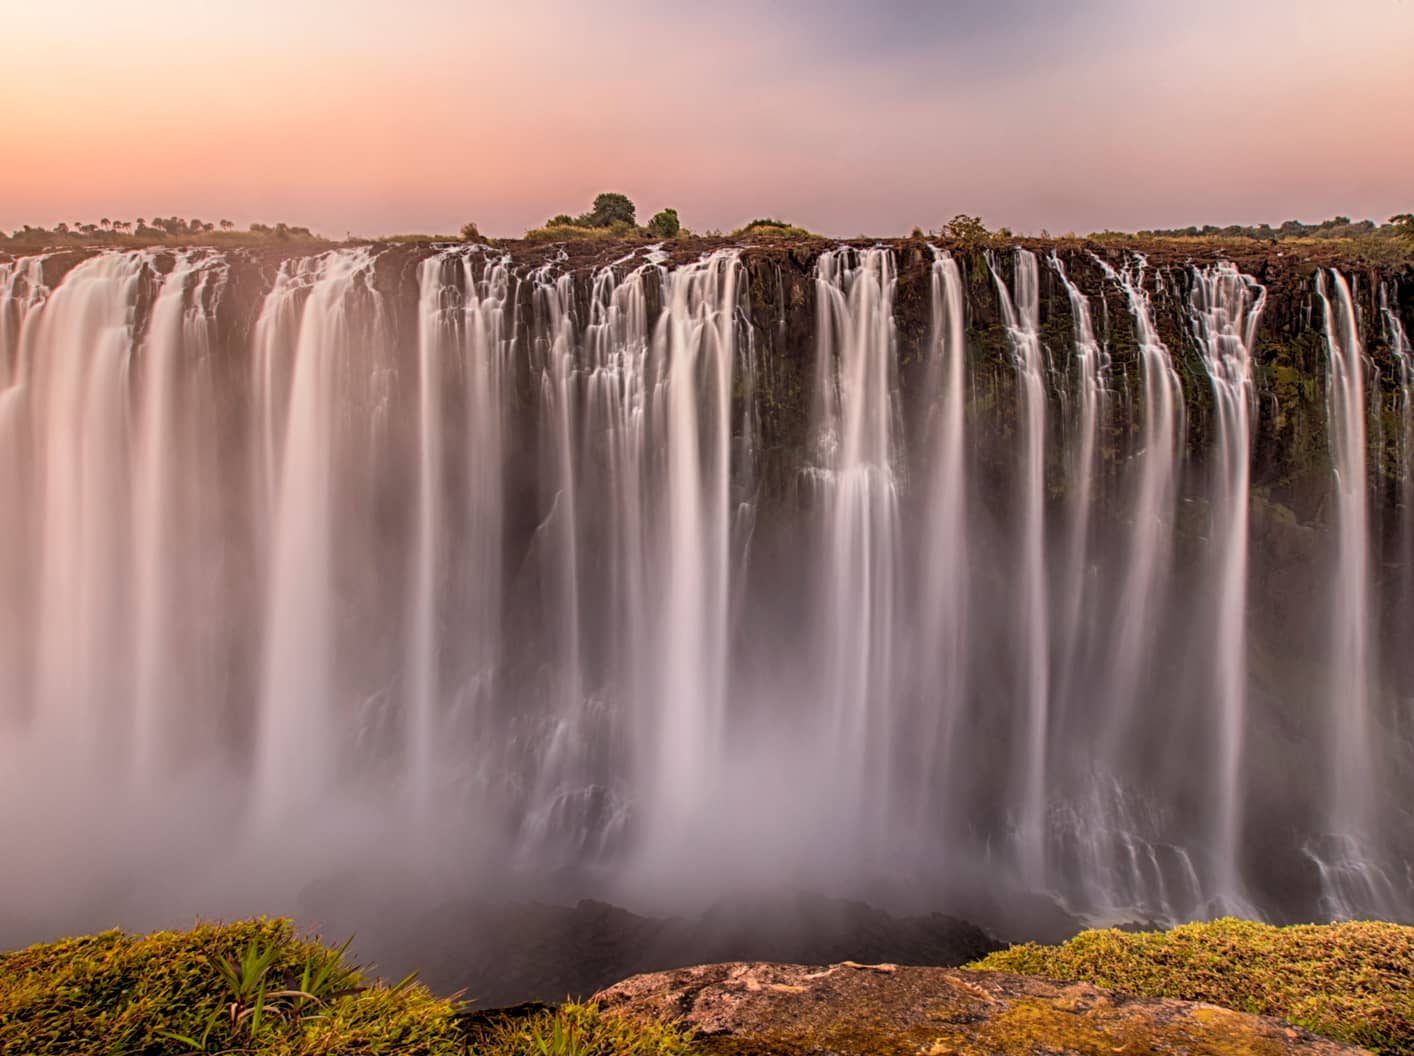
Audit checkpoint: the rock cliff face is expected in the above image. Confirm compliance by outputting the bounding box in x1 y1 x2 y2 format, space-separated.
592 960 1370 1056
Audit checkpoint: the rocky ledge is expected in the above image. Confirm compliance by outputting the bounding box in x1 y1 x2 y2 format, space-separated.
593 960 1368 1056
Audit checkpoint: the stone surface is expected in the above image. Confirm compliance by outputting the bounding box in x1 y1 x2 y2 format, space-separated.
593 960 1371 1055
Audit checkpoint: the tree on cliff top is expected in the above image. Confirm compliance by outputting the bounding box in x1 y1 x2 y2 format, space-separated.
646 208 680 238
579 192 636 228
1393 213 1414 243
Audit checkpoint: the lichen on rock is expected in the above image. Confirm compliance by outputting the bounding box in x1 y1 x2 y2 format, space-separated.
593 960 1370 1056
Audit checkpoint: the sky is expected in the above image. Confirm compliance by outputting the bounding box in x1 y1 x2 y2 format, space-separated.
3 0 1413 238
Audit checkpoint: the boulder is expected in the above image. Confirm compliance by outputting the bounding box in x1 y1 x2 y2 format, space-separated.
593 960 1369 1055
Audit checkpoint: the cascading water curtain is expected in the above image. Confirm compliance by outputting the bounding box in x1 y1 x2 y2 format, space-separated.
1 243 1412 938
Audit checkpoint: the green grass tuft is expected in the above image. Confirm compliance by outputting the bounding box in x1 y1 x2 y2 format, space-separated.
465 1002 696 1055
0 920 698 1055
969 917 1414 1054
0 919 464 1055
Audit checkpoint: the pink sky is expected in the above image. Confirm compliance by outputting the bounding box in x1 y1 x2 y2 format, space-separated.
4 0 1413 238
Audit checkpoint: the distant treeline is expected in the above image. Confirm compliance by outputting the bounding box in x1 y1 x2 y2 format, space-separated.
1136 216 1408 242
0 217 323 248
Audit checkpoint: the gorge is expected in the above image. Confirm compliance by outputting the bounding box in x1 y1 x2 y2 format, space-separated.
1 236 1411 979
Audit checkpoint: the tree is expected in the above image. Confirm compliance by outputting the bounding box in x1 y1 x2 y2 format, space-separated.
646 208 680 238
1392 214 1414 243
943 214 990 242
219 219 234 231
460 221 481 241
582 192 636 228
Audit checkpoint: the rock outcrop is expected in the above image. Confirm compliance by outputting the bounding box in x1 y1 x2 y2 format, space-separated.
594 960 1369 1055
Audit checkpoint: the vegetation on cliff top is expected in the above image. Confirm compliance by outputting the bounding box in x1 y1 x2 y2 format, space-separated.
3 207 1410 264
0 919 693 1056
523 192 688 243
0 216 323 249
970 917 1414 1055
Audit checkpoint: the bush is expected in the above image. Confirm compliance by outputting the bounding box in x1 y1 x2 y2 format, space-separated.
546 214 575 227
647 208 681 239
969 918 1414 1055
731 218 815 239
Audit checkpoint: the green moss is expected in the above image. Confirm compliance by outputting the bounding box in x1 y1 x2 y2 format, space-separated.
969 917 1414 1054
0 919 465 1055
0 920 698 1056
466 1002 696 1055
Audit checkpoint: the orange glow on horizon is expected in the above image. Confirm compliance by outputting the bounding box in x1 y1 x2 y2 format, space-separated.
4 0 1413 237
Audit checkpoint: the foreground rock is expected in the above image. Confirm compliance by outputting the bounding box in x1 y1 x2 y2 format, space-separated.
594 961 1369 1055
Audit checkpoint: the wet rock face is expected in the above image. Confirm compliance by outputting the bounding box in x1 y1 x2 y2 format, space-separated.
594 961 1370 1056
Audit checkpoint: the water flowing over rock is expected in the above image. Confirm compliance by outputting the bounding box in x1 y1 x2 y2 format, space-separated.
0 239 1412 949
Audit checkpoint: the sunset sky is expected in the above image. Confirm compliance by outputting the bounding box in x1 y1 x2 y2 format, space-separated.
4 0 1413 238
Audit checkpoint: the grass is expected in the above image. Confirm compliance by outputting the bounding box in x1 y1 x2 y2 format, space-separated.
969 917 1414 1055
522 224 640 242
0 919 694 1056
465 1003 696 1056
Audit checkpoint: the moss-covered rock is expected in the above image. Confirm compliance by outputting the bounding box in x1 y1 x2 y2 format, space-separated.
970 918 1414 1055
594 960 1365 1055
0 919 701 1055
0 918 469 1054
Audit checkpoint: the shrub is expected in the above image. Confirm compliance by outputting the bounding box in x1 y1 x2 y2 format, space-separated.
731 218 815 239
546 214 575 227
969 918 1414 1055
647 208 681 239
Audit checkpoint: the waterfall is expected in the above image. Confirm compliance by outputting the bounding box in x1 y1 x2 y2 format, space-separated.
29 253 146 766
1049 253 1106 733
1097 255 1183 734
650 251 742 835
990 248 1051 885
1318 269 1372 836
810 247 901 839
912 250 969 833
1064 253 1189 922
1310 269 1398 918
254 247 390 822
131 252 225 784
1380 283 1414 654
2 243 1412 941
409 250 510 812
1188 262 1264 912
0 256 51 725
